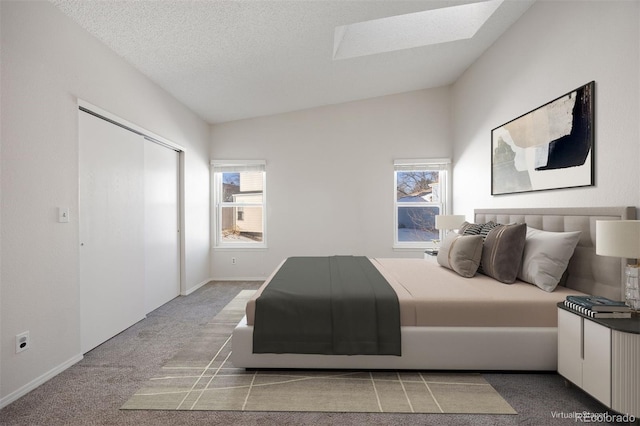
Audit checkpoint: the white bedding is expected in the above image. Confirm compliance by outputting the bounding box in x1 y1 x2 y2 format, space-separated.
233 258 585 370
245 258 586 328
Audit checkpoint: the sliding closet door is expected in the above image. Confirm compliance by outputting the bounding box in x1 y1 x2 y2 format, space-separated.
144 141 180 313
79 111 146 354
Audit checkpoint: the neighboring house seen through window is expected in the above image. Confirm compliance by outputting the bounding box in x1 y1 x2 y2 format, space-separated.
394 159 451 248
212 160 266 248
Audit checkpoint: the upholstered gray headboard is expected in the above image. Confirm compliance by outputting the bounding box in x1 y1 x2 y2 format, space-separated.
474 206 636 300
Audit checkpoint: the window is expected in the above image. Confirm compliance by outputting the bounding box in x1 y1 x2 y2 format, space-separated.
212 160 266 248
394 159 451 248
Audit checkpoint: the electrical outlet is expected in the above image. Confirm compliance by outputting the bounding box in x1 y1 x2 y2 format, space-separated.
16 331 30 353
231 257 237 265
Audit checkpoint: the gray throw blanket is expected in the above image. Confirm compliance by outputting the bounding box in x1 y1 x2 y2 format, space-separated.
253 256 401 355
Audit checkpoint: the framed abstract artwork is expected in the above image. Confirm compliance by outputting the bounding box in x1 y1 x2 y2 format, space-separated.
491 81 594 195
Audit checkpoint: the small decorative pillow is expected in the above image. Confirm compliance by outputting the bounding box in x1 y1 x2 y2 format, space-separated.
437 233 484 278
518 227 582 292
460 221 500 240
480 223 527 284
459 221 483 236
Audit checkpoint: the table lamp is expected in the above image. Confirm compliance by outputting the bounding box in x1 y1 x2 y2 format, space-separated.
596 220 640 310
425 215 465 256
435 215 466 234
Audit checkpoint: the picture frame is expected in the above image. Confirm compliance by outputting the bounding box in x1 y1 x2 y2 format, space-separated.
491 81 594 195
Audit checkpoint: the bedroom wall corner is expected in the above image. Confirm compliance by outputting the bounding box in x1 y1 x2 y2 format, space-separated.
451 0 640 218
0 1 211 406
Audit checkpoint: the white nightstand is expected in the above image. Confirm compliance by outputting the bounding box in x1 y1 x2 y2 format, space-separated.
557 304 640 419
423 250 438 262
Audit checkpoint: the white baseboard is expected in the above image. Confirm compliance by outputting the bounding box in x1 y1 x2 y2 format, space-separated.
182 277 217 296
211 276 267 282
0 353 84 409
182 276 267 296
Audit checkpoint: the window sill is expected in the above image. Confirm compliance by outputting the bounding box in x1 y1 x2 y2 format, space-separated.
213 245 268 251
392 246 432 252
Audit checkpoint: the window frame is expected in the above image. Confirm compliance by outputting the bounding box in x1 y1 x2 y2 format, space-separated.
393 158 452 250
211 160 267 249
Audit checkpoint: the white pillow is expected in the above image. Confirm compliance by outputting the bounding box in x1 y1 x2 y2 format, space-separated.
518 228 581 292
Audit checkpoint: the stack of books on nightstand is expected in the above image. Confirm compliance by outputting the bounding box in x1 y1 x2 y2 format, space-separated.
564 295 632 318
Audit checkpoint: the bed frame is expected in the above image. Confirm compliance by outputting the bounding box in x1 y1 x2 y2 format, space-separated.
231 206 635 370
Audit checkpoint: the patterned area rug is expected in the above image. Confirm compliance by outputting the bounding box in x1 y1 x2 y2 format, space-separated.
122 290 516 414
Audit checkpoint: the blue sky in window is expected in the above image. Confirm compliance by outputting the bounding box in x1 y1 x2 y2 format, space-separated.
223 172 240 185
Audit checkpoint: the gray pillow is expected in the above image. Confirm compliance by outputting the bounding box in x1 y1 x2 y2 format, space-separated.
480 223 527 284
437 233 484 278
517 227 582 292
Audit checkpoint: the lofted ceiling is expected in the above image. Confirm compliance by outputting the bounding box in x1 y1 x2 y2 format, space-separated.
52 0 535 124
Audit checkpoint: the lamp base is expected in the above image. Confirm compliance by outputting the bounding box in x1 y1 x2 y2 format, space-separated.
624 266 640 311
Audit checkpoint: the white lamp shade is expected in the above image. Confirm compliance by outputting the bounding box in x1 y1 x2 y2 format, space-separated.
435 215 466 230
596 220 640 259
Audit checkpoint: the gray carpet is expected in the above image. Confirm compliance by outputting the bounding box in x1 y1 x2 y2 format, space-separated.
0 281 617 425
122 290 515 414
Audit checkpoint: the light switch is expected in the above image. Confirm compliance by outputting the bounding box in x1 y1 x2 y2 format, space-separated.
58 207 70 223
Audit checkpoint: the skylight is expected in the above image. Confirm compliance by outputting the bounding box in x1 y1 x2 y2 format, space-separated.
333 0 504 60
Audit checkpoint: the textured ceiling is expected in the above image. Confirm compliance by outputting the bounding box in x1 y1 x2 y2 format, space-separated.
52 0 535 124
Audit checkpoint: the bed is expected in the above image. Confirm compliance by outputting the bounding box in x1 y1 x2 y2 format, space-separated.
231 206 635 370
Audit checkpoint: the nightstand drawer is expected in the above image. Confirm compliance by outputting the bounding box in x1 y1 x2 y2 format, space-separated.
558 305 640 417
582 319 611 406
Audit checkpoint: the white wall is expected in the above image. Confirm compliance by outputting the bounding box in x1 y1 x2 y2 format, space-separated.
210 88 451 279
0 1 211 405
452 0 640 218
